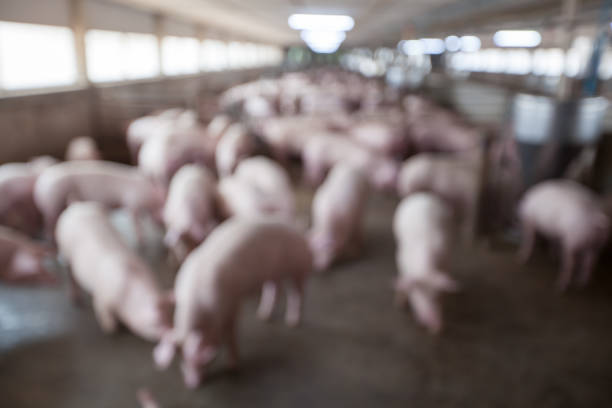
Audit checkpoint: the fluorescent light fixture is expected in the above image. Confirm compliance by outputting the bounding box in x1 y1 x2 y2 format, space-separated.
401 40 424 55
288 14 354 31
445 35 460 52
421 38 445 55
493 30 541 48
460 35 481 52
300 30 345 54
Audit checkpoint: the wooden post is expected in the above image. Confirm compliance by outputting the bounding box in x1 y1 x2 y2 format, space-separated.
154 13 165 77
557 0 579 101
70 0 89 86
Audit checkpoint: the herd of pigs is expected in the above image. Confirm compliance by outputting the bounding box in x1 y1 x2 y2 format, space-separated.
1 69 611 395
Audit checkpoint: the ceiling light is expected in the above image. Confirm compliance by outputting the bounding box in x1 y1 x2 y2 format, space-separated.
493 30 541 48
300 30 346 54
421 38 445 55
401 40 424 55
445 36 461 52
460 35 481 52
288 14 354 32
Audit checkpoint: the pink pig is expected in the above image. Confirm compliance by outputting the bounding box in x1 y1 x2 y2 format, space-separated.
0 156 58 235
309 163 369 271
215 123 254 177
233 156 295 219
163 165 218 254
65 136 102 161
518 180 610 291
349 120 408 158
393 193 459 334
153 218 311 388
0 226 56 284
56 202 172 340
34 161 164 241
138 124 215 186
302 133 399 191
396 153 481 240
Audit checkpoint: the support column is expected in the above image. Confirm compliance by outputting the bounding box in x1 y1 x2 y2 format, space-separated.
70 0 89 86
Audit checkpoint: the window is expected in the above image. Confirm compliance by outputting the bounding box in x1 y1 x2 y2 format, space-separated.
162 36 199 75
86 30 159 83
0 21 77 90
200 39 228 71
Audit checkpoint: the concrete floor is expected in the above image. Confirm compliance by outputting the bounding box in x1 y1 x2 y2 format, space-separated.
1 188 612 408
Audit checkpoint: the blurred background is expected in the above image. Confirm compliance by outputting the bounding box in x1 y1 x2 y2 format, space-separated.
2 1 612 407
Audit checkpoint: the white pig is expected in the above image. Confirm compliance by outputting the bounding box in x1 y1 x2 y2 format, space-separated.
153 218 312 388
309 164 369 271
65 136 102 161
518 180 610 291
56 202 172 340
233 156 295 219
215 124 254 177
396 153 481 240
163 165 218 251
34 161 164 240
393 193 458 334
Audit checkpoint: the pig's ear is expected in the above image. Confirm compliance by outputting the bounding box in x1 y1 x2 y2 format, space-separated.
153 332 176 369
428 271 460 293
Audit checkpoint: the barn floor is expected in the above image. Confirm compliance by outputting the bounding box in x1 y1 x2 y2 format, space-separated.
1 187 612 408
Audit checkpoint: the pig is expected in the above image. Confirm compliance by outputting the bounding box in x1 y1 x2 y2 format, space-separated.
34 161 164 240
163 165 218 257
0 156 58 235
0 226 55 284
206 114 232 147
215 123 254 177
393 193 458 334
126 115 175 163
233 156 295 219
349 120 408 158
138 125 215 186
56 202 172 340
65 136 102 161
302 133 399 191
153 218 312 388
217 176 274 219
309 164 369 271
518 180 610 291
396 153 482 240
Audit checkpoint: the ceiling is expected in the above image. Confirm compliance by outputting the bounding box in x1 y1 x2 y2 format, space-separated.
109 0 597 47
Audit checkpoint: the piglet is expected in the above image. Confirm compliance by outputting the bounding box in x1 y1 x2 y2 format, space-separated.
65 136 102 161
56 202 172 340
393 193 458 334
518 180 609 291
0 226 55 284
34 160 164 241
163 165 218 258
215 123 254 177
153 218 312 388
309 163 369 271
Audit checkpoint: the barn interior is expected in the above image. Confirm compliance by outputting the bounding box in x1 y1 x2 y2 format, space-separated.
1 0 612 407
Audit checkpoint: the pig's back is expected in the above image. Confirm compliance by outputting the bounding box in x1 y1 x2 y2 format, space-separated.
393 193 452 244
520 180 600 234
179 219 310 300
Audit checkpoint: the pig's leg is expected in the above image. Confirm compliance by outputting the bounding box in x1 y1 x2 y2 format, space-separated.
93 297 118 333
257 281 277 321
577 249 598 287
556 246 576 292
518 221 536 264
131 210 145 248
68 270 84 306
285 276 304 327
224 317 239 370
